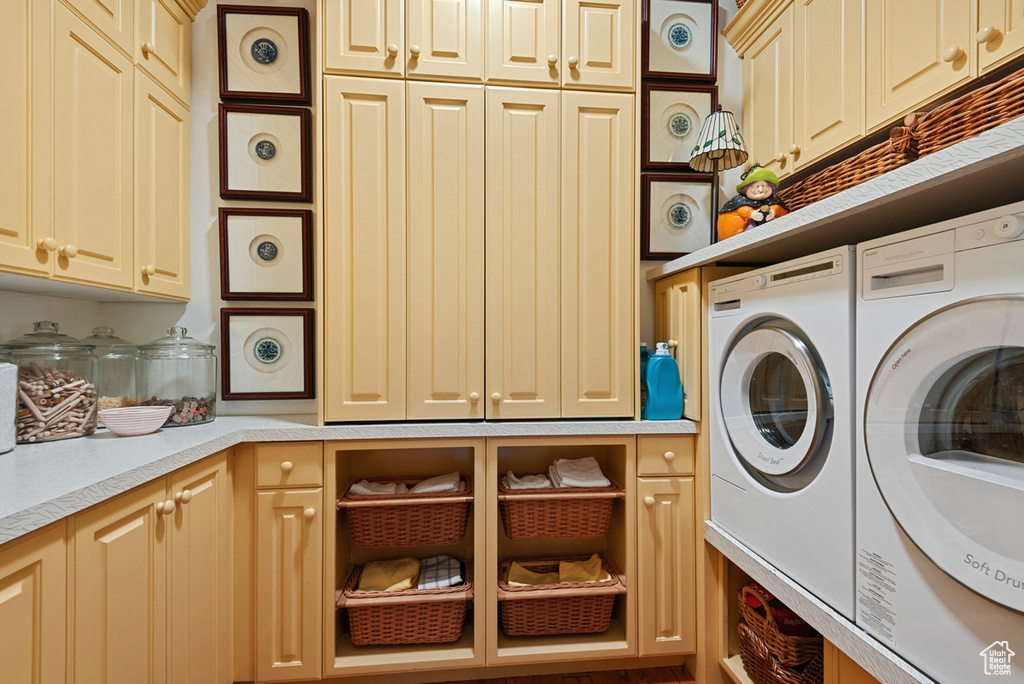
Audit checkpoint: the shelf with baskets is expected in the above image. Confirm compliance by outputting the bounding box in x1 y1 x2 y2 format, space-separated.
324 438 487 677
485 436 637 665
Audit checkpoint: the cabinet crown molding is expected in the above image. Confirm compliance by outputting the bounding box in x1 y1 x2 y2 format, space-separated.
723 0 793 56
175 0 208 20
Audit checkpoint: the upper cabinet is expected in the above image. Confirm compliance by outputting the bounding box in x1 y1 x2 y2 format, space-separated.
562 0 635 90
978 0 1024 75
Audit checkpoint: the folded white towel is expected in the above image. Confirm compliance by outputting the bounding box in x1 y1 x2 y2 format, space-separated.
348 479 409 496
410 471 462 493
503 471 552 489
418 555 463 589
549 456 610 488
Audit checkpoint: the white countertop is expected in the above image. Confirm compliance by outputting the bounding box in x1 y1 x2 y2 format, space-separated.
0 415 695 545
705 521 936 684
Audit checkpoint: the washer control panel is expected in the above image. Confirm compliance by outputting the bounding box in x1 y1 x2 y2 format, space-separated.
955 212 1024 250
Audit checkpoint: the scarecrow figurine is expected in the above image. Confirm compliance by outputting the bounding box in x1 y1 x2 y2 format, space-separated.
717 164 790 241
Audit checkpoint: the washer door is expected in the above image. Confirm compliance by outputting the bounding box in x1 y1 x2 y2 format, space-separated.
865 297 1024 612
720 322 833 489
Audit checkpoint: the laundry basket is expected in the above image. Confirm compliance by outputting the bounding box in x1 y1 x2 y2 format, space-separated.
737 585 824 683
497 475 624 539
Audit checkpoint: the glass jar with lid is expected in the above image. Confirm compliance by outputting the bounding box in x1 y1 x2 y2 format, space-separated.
0 345 16 453
81 327 139 417
5 321 98 443
137 326 216 427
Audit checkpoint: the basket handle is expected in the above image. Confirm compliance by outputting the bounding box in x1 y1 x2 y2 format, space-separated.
741 585 783 630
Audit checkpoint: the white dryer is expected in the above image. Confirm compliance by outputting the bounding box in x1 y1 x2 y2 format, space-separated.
710 246 856 619
856 201 1024 684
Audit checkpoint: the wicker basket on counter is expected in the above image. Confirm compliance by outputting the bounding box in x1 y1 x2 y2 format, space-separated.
736 585 823 683
497 475 624 539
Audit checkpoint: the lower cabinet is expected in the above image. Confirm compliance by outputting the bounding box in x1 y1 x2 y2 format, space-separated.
0 522 66 684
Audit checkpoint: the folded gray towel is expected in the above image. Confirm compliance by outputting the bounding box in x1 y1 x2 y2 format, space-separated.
503 471 552 489
410 471 462 493
348 479 409 496
549 456 610 488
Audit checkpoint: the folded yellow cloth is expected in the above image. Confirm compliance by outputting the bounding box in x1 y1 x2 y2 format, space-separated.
506 561 560 586
559 553 609 583
356 557 421 592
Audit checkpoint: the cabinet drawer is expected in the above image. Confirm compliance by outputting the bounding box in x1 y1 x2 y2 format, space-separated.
637 435 694 476
256 442 322 488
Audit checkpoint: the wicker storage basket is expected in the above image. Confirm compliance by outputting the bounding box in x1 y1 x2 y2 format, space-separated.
497 476 624 539
737 586 823 668
738 621 824 684
336 561 473 646
336 475 472 547
497 555 626 636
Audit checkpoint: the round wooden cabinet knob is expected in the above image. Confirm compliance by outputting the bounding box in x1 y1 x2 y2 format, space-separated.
469 392 480 401
37 237 57 252
547 54 558 66
157 500 175 515
567 55 579 69
175 489 193 504
59 244 78 258
943 45 964 63
667 339 678 349
409 44 421 57
280 461 294 473
774 152 787 163
789 144 801 155
141 264 156 276
386 43 399 56
491 392 502 403
303 508 316 520
976 26 1000 44
663 450 675 461
142 41 156 55
644 496 656 507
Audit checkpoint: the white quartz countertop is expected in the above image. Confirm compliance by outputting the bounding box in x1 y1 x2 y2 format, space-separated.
0 415 695 545
705 521 936 684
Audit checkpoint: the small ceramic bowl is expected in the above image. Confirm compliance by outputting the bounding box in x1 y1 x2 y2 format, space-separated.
98 405 173 437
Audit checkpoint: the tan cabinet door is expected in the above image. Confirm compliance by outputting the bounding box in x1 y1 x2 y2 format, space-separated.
407 82 485 419
744 5 794 178
0 524 66 684
168 454 230 684
53 4 134 291
977 0 1024 75
64 0 134 55
324 0 405 76
487 0 560 85
0 0 52 277
561 91 633 418
73 480 169 684
562 0 634 91
793 0 863 168
324 77 407 421
654 270 701 421
135 70 190 300
866 0 974 130
256 488 323 682
485 87 561 419
407 0 484 81
136 0 191 105
636 477 696 656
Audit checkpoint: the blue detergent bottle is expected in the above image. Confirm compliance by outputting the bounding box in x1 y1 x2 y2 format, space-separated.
641 342 683 420
640 343 650 414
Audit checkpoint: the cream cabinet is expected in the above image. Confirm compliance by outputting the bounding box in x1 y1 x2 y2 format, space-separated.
72 452 230 684
254 443 323 682
654 270 701 421
739 3 792 178
135 0 191 105
563 0 635 90
0 523 66 684
486 0 561 84
978 1 1024 74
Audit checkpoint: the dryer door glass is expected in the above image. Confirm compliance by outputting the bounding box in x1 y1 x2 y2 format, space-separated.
748 352 809 449
864 297 1024 612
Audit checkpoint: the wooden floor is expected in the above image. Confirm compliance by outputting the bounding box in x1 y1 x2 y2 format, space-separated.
463 666 695 683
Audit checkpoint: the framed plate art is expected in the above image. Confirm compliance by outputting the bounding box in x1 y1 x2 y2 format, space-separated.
641 174 714 259
221 308 315 400
218 5 311 105
642 0 717 81
219 208 313 300
219 103 312 202
643 83 716 169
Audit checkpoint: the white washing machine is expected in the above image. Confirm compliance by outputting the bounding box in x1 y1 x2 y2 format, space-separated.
710 246 856 619
856 201 1024 684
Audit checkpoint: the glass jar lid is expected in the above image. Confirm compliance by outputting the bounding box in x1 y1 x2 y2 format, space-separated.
138 326 216 359
82 327 138 355
5 321 95 352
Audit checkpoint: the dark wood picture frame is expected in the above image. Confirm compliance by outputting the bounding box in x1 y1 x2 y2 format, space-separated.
219 207 313 301
642 0 718 81
641 173 715 259
642 82 717 170
218 103 312 203
221 308 315 400
217 5 311 105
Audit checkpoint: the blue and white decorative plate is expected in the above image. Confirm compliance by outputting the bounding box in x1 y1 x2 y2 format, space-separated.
668 112 692 139
254 139 277 160
667 22 692 50
667 202 692 229
252 336 283 365
250 38 279 65
256 240 278 262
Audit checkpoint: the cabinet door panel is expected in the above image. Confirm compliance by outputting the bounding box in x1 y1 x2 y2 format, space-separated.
561 91 633 418
487 0 560 84
407 83 485 419
866 0 973 130
53 4 134 290
485 87 560 418
637 477 695 656
73 480 168 684
654 270 700 421
744 7 793 178
325 0 405 76
978 0 1024 74
65 0 134 54
324 77 407 421
256 489 323 682
137 0 191 105
407 0 484 81
563 0 634 90
135 71 190 300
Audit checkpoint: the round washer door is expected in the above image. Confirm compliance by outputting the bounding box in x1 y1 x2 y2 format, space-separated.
720 323 832 482
865 297 1024 612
